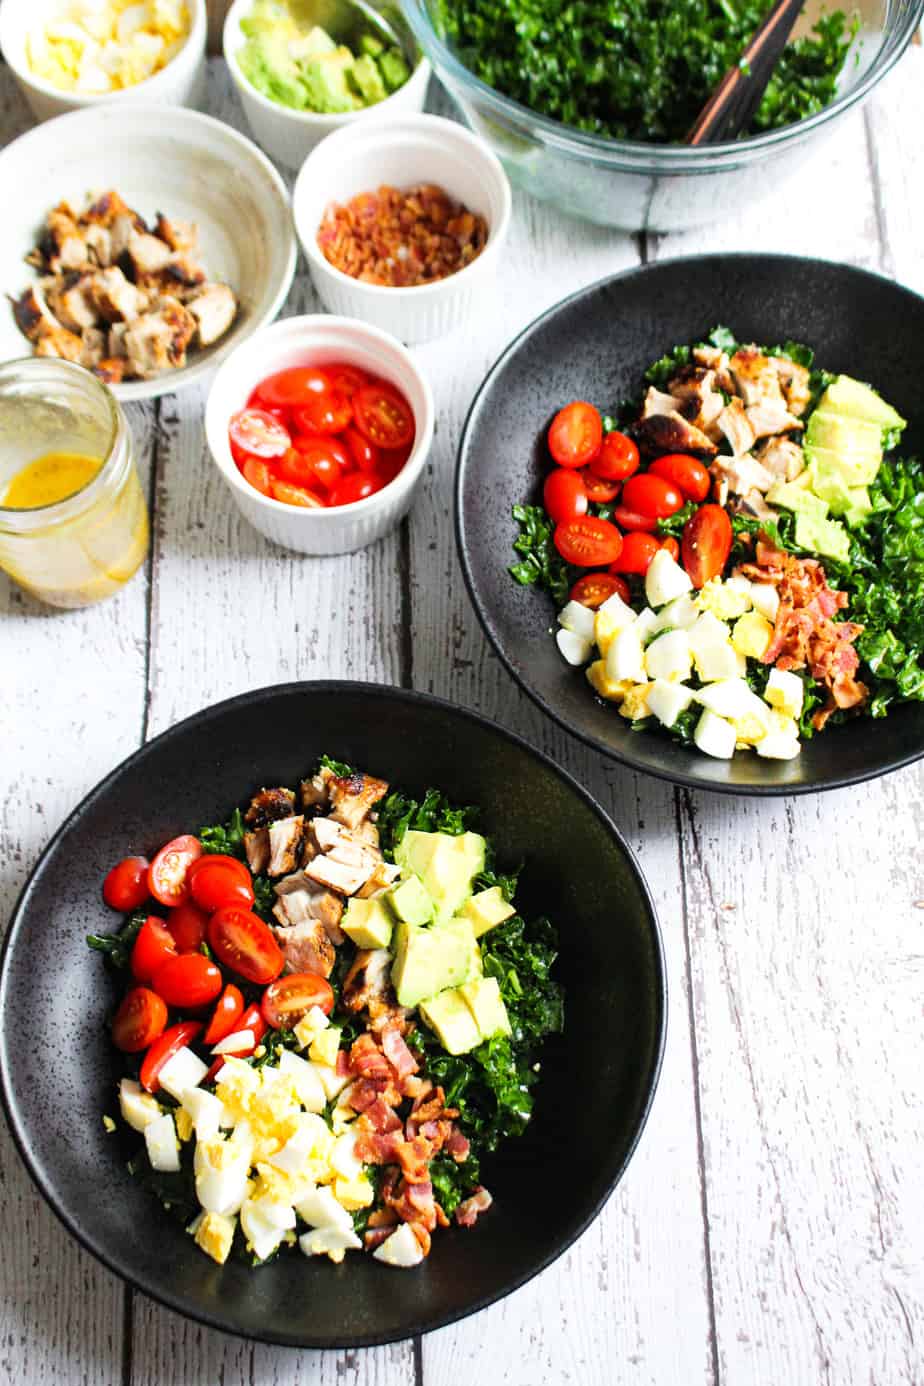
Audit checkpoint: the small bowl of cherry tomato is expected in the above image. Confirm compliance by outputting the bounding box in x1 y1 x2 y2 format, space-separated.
205 314 434 555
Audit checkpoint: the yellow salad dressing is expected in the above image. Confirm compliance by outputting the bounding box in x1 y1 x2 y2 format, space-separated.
3 451 103 509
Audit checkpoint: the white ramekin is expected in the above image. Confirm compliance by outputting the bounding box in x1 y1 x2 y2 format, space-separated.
222 0 430 171
0 0 207 123
292 113 512 345
205 315 434 556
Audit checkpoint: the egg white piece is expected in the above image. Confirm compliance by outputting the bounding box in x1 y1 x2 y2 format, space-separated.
749 582 780 622
294 1185 353 1232
373 1223 425 1268
646 679 693 729
557 600 596 640
144 1113 180 1172
644 629 693 682
605 626 646 684
119 1078 161 1132
645 549 693 607
194 1137 251 1216
556 628 593 666
693 709 737 759
278 1049 327 1113
182 1087 227 1140
240 1197 293 1262
299 1225 363 1261
157 1045 208 1103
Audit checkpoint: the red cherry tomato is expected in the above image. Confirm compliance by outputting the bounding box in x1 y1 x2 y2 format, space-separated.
279 443 345 494
579 468 621 504
208 907 284 985
130 915 178 982
148 835 202 908
228 409 291 461
621 474 684 519
292 431 352 472
189 858 255 913
326 363 370 398
261 973 335 1029
140 1020 203 1092
329 473 385 507
660 535 681 561
343 425 381 473
353 383 415 450
553 516 623 567
255 366 331 409
610 531 661 575
543 468 588 524
187 853 251 882
570 572 629 609
102 856 150 911
270 480 325 508
293 391 353 436
202 984 245 1046
548 401 603 469
208 1003 267 1063
681 504 733 588
112 987 168 1053
612 505 659 534
166 899 210 953
241 458 273 497
649 454 711 503
590 430 640 481
151 953 223 1009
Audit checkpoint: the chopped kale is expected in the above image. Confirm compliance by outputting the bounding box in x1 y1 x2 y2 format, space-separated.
86 910 146 969
199 807 245 858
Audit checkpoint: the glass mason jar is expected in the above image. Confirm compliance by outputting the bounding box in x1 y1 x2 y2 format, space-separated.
0 358 149 609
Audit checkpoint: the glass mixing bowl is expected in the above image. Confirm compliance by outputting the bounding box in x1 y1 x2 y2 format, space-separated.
401 0 924 230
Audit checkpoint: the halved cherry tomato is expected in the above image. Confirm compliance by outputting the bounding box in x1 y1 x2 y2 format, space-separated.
612 505 659 533
353 383 415 450
278 443 345 494
103 856 150 911
621 474 684 519
293 391 353 436
131 916 177 982
140 1020 203 1092
329 473 385 506
228 409 291 461
548 401 602 469
203 984 245 1046
151 953 223 1009
681 504 733 588
255 366 331 409
570 572 629 609
166 899 209 953
187 853 251 883
148 835 202 908
543 468 588 524
554 516 623 567
270 480 325 508
326 363 370 398
261 973 335 1029
610 531 661 575
649 454 711 503
112 987 168 1053
208 907 284 985
242 458 273 497
589 430 640 481
189 858 255 913
660 535 681 561
343 425 381 473
292 432 353 473
579 468 620 504
205 1004 267 1068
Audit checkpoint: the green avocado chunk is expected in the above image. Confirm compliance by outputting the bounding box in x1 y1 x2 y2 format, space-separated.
766 479 828 520
458 885 516 939
390 918 478 1009
419 989 481 1055
341 895 394 950
794 512 851 563
378 46 410 93
459 977 511 1039
394 830 486 925
386 874 434 927
349 53 387 104
821 376 906 431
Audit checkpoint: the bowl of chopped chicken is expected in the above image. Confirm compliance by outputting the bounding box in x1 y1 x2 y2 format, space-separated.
0 104 297 401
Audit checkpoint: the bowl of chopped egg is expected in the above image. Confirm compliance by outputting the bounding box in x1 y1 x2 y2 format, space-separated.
0 0 207 123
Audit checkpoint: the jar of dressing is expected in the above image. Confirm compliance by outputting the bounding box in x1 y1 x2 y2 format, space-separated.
0 358 149 608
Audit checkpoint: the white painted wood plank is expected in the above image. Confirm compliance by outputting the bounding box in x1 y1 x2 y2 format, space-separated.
865 45 924 294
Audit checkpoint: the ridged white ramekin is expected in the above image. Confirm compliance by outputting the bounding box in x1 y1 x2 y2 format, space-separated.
292 114 512 345
205 315 434 556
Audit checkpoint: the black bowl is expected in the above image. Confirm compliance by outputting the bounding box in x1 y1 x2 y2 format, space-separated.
456 253 924 794
0 682 665 1347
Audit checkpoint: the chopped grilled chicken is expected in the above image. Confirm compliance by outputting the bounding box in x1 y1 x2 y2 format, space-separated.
328 772 390 830
300 770 333 811
128 230 174 277
729 348 789 410
745 402 803 441
83 224 112 267
186 283 237 347
245 787 296 827
692 346 735 393
716 398 756 457
773 357 812 416
120 302 193 378
44 274 99 333
641 387 679 419
353 820 380 850
636 410 718 459
273 872 344 942
41 206 89 274
79 327 106 369
342 948 393 1013
711 453 776 497
35 323 85 362
92 357 127 384
737 489 778 521
667 365 726 441
267 816 305 876
83 191 146 231
12 285 57 341
356 861 402 899
271 918 335 978
755 435 805 481
108 322 128 358
110 215 136 265
91 267 148 323
137 256 207 301
243 827 270 875
153 212 198 255
313 817 343 853
304 851 376 896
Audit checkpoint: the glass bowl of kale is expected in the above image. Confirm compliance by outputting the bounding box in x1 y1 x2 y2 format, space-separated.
401 0 923 230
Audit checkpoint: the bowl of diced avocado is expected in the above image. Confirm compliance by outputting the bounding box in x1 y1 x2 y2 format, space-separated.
224 0 430 168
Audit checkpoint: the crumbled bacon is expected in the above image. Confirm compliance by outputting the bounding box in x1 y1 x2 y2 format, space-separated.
354 1129 404 1165
381 1026 418 1080
357 1097 402 1135
349 1033 393 1081
456 1187 493 1228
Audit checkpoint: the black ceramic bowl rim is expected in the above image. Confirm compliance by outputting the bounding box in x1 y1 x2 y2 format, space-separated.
454 252 924 798
0 679 666 1347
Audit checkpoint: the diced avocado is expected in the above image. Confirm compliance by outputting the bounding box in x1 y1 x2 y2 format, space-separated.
766 479 828 519
805 410 882 458
803 461 852 517
237 35 306 108
349 53 386 104
390 920 473 1009
440 916 482 983
341 895 393 950
419 989 481 1056
844 487 873 528
794 512 851 563
459 977 511 1040
821 376 906 432
804 442 881 489
301 49 358 113
288 23 338 58
386 874 434 927
378 45 410 93
459 886 516 939
395 831 487 925
358 31 385 58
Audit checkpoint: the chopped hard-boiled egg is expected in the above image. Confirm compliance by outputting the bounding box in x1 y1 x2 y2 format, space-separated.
194 1211 236 1266
644 629 693 682
731 611 774 659
241 1194 296 1262
586 661 632 702
294 1005 331 1052
619 683 652 720
556 628 593 666
157 1045 208 1103
696 577 751 621
119 1078 161 1132
278 1049 327 1113
633 607 660 644
593 591 637 653
653 592 700 632
182 1087 228 1141
693 709 737 759
645 549 693 607
308 1026 341 1068
299 1225 363 1264
605 625 647 684
557 600 596 640
765 667 804 719
334 1175 375 1210
748 581 780 623
144 1113 180 1172
295 1184 354 1232
194 1133 253 1216
27 0 189 94
373 1222 425 1268
646 679 693 729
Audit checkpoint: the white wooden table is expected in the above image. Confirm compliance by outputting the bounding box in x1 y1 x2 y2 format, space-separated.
3 50 924 1386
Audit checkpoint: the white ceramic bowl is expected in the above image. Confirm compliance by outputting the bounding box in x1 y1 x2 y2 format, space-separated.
292 113 512 344
0 106 297 403
0 0 207 123
222 0 431 171
205 315 435 555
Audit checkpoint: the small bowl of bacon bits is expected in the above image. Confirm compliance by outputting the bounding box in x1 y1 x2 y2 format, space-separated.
292 113 512 344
